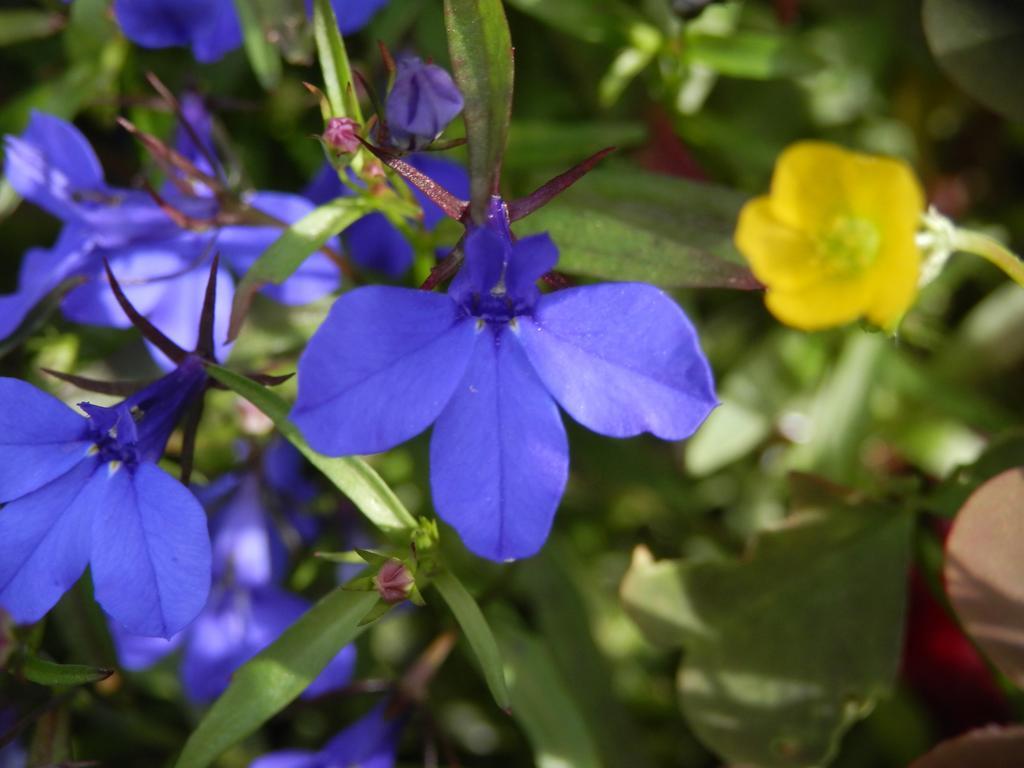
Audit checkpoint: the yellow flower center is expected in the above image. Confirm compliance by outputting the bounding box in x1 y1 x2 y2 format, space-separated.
818 215 880 276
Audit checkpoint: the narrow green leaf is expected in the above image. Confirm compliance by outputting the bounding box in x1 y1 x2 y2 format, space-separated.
175 588 378 768
622 500 913 768
443 0 514 221
431 568 510 711
228 197 366 340
205 364 418 536
515 166 760 290
233 0 282 90
0 10 63 48
923 0 1024 123
491 614 603 768
312 0 362 121
21 655 112 687
684 31 820 80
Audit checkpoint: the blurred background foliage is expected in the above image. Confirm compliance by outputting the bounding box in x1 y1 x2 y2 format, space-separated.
1 0 1024 766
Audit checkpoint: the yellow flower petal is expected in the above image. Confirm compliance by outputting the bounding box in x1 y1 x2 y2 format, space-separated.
865 237 921 330
769 141 854 234
764 276 873 331
735 197 828 292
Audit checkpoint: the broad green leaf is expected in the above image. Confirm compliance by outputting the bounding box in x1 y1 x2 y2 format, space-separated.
175 587 378 768
21 655 113 687
233 0 282 91
504 120 646 169
228 197 367 340
514 166 760 290
0 10 63 48
431 568 510 711
622 501 913 767
444 0 514 221
492 614 603 768
945 467 1024 688
503 0 635 46
909 725 1024 768
684 31 820 80
923 0 1024 122
206 365 418 536
312 0 362 121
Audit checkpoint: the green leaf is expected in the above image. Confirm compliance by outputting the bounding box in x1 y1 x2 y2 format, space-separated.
175 587 378 768
443 0 514 221
923 0 1024 123
945 467 1024 688
431 568 511 711
928 430 1024 516
228 197 367 340
622 500 913 767
20 655 113 687
205 365 418 536
0 10 63 48
491 613 603 768
503 0 634 46
684 31 820 80
515 166 760 290
233 0 282 91
312 0 362 121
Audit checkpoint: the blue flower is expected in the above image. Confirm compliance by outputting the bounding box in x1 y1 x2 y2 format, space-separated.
250 700 403 768
291 197 718 561
2 109 341 364
109 470 354 701
114 0 387 63
0 356 212 637
305 154 469 277
385 56 464 150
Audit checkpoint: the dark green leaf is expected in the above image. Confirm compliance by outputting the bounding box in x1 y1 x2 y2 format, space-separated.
0 11 63 48
174 588 378 768
431 568 510 711
228 197 366 340
622 501 913 767
928 430 1024 516
21 655 112 687
945 467 1024 688
491 613 603 768
233 0 282 91
515 166 760 289
503 0 635 46
685 31 821 80
923 0 1024 122
205 365 418 536
312 0 361 120
444 0 514 220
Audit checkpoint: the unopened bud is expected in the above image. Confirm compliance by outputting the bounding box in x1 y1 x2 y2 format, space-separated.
373 559 415 604
324 117 361 154
385 56 463 150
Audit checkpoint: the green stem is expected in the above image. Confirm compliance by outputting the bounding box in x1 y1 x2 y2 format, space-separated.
953 228 1024 289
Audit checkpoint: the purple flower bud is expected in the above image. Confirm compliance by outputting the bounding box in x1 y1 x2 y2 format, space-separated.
385 56 464 150
324 117 362 154
373 559 415 604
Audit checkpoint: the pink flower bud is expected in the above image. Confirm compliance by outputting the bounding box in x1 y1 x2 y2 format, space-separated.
373 559 415 604
323 117 361 154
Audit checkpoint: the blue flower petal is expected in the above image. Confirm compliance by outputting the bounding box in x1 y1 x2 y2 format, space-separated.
180 586 251 701
0 378 92 503
114 0 242 63
211 475 286 589
0 460 97 624
292 287 476 455
345 212 414 277
329 0 389 34
249 751 320 768
3 111 105 221
505 233 558 307
518 283 718 440
321 701 403 768
303 641 356 699
430 327 568 561
448 227 507 305
91 462 211 638
217 192 341 305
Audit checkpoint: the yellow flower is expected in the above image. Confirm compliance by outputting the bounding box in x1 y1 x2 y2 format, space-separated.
735 141 925 331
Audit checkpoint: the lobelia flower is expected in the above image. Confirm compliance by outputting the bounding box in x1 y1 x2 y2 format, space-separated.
734 140 925 331
110 470 354 702
385 56 464 151
305 154 469 277
250 700 404 768
0 354 211 637
2 107 340 365
291 197 717 561
114 0 387 63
